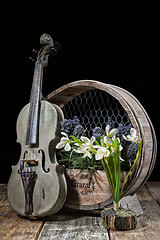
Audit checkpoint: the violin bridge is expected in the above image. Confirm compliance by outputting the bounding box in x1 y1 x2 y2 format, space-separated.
21 159 38 165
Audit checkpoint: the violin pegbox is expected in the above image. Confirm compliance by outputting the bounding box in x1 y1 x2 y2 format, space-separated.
29 33 61 65
29 34 61 64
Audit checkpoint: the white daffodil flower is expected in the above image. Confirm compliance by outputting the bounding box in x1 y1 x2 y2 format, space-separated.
74 146 92 159
104 135 112 146
105 125 118 137
80 136 95 149
95 147 110 160
123 128 138 142
112 136 123 152
56 132 71 151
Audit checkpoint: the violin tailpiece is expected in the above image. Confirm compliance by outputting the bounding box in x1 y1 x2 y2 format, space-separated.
20 169 36 216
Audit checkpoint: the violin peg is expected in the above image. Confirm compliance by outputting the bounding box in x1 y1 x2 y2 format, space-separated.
31 49 38 58
54 42 61 50
29 57 36 62
49 47 58 56
32 49 38 54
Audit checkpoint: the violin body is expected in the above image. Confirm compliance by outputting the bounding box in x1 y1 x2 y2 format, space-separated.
8 34 67 217
8 100 67 217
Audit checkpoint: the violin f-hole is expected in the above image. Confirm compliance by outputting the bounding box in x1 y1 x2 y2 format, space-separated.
38 149 50 173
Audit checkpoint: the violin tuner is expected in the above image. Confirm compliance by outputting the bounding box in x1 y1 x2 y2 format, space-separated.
29 49 39 62
54 42 61 50
49 47 58 56
49 42 61 57
29 56 36 62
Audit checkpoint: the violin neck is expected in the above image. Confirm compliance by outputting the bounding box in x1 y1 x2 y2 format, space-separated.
26 61 43 145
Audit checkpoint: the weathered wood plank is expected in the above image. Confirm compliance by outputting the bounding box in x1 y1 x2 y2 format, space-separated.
38 214 109 240
110 186 160 240
0 184 7 203
0 184 159 239
145 182 160 205
0 198 44 240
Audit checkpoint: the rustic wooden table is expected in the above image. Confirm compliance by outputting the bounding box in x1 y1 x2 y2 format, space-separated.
0 182 160 240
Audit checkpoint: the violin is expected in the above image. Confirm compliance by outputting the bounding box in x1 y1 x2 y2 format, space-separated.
8 34 67 218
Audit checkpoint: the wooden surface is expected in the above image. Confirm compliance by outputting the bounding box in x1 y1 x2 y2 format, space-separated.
110 182 160 240
38 215 108 240
146 182 160 205
0 182 160 239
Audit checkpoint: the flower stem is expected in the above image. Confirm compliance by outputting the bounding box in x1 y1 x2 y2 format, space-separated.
120 139 142 198
113 200 120 210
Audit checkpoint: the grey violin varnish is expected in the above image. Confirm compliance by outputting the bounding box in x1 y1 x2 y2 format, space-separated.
7 34 67 218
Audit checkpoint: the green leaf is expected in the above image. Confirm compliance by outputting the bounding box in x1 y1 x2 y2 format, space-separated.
101 157 115 198
120 138 143 198
100 137 105 147
95 139 100 146
114 137 121 203
70 135 82 145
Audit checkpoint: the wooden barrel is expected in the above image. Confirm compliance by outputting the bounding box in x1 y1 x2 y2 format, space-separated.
46 80 157 210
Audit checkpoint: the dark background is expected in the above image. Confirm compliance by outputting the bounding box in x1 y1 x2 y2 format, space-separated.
0 5 159 183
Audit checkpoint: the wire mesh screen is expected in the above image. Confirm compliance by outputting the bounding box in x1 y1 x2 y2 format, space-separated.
62 89 132 137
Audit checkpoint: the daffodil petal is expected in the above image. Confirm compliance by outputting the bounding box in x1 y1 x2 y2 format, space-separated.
119 145 123 151
61 132 68 137
104 136 112 145
82 151 92 159
105 125 110 135
61 137 69 143
120 157 125 162
80 136 90 143
127 135 133 141
77 146 86 153
95 153 103 160
93 145 100 149
56 142 65 149
100 147 107 153
73 148 83 153
64 143 71 151
130 128 136 137
133 136 138 142
87 152 92 159
74 143 81 146
109 128 118 137
90 136 95 143
117 137 120 143
104 150 110 157
122 134 128 141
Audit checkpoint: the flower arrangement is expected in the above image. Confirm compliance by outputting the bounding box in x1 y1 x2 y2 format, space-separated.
56 116 142 208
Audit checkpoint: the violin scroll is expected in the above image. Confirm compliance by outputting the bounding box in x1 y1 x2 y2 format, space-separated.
40 33 53 46
29 34 61 64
